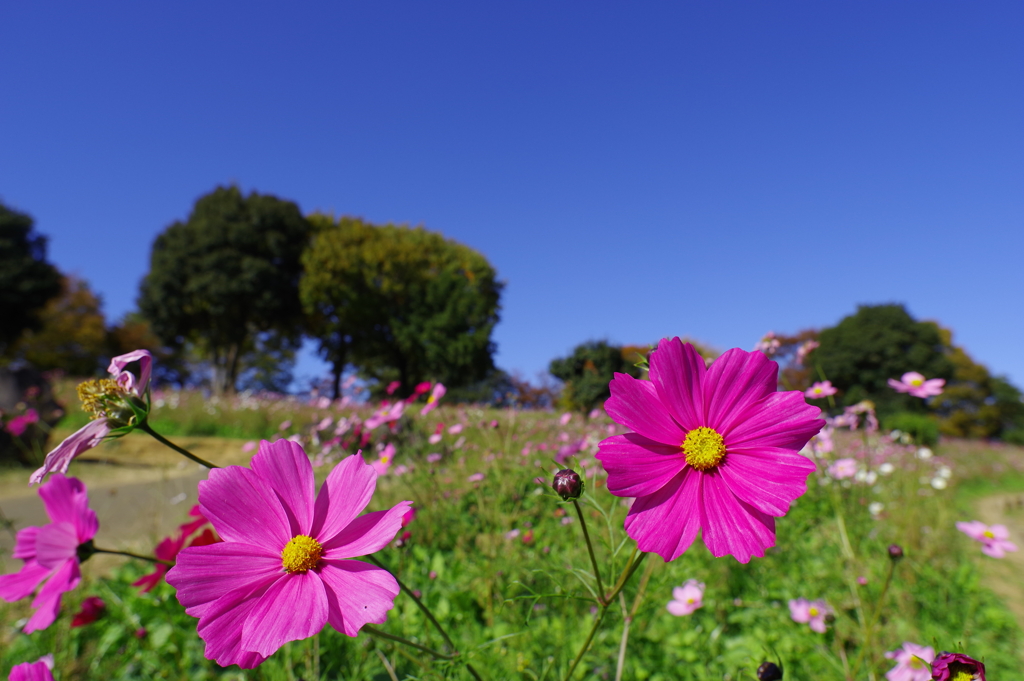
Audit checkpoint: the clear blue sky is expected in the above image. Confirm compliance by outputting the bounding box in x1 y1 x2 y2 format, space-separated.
2 2 1022 388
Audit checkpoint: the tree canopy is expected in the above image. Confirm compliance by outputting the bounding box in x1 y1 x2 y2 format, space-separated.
550 341 644 414
139 186 312 394
0 202 62 354
13 276 108 376
301 215 502 398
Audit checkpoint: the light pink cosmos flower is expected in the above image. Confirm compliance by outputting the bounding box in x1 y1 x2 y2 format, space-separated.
559 413 573 426
468 472 485 483
795 340 819 366
666 579 705 616
888 372 945 399
30 349 153 484
447 423 464 435
827 458 858 480
596 339 822 563
805 381 838 399
885 642 935 681
426 453 442 463
167 440 411 668
788 598 830 633
808 427 834 456
0 475 98 633
371 443 396 477
9 655 55 681
420 383 447 416
364 401 406 430
956 520 1019 558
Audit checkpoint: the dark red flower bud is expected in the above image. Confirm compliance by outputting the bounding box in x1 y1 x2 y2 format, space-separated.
888 544 904 561
757 661 783 680
552 469 583 501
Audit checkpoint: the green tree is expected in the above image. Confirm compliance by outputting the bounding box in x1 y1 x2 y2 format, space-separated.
301 216 502 398
550 341 643 414
0 202 62 355
139 186 311 394
815 304 954 415
14 275 108 376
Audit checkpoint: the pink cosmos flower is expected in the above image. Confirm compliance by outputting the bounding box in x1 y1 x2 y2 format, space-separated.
426 453 442 463
6 409 39 437
808 427 834 456
805 381 838 399
885 642 935 681
447 423 464 435
795 340 819 366
385 381 401 395
166 440 411 668
956 520 1018 558
428 433 443 445
931 652 985 681
753 332 780 356
371 443 396 476
9 656 55 681
401 507 417 527
788 598 830 633
134 506 218 593
0 474 98 632
888 372 945 399
71 596 105 627
666 579 705 616
420 383 446 416
468 472 485 483
596 339 822 563
364 401 406 430
30 350 153 484
828 458 858 480
559 413 573 426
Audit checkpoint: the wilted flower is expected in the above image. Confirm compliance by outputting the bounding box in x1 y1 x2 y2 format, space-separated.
805 382 838 399
888 372 945 399
885 642 935 681
666 579 705 616
828 458 858 480
167 440 411 668
788 598 829 633
71 596 105 627
956 521 1018 558
931 652 985 681
597 339 822 563
0 475 98 632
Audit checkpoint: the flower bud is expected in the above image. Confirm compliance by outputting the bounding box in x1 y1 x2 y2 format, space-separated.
757 661 783 681
931 652 985 681
888 544 904 561
552 468 583 501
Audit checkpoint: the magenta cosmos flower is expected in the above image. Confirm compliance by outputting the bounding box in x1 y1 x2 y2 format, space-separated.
888 372 945 399
0 475 97 633
8 655 55 681
956 520 1018 558
788 598 830 633
666 579 705 616
420 383 446 416
596 339 822 563
885 642 935 681
931 652 985 681
30 349 153 484
167 440 411 668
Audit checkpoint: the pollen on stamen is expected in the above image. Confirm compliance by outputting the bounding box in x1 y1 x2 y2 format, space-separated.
682 427 727 471
281 535 323 573
77 378 126 420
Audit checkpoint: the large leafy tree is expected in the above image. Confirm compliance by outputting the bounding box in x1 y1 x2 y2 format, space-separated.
14 276 108 376
814 304 954 415
549 341 644 414
301 216 502 398
139 186 312 394
0 202 62 354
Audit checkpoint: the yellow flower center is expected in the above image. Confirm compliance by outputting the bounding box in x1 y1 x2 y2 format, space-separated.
949 663 974 681
809 607 819 617
983 530 994 539
682 427 726 471
77 378 126 420
911 378 923 386
281 535 323 574
910 657 925 669
427 395 436 404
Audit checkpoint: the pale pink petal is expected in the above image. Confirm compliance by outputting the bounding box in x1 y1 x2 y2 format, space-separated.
25 558 79 633
241 571 328 657
648 338 705 431
717 447 816 516
251 440 316 536
900 372 925 385
809 617 827 633
108 349 153 395
8 659 55 681
13 526 40 560
0 561 52 602
199 465 291 552
34 522 79 569
319 559 399 636
596 434 686 498
310 454 377 543
887 378 910 393
666 600 695 616
702 349 778 434
988 524 1010 541
789 598 811 622
168 542 283 618
323 501 413 557
723 392 822 449
699 473 775 563
956 520 988 541
195 581 273 669
623 468 702 561
981 543 1006 558
605 374 686 445
30 420 110 485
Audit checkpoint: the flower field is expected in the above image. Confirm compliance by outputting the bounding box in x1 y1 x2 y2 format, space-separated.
2 346 1023 680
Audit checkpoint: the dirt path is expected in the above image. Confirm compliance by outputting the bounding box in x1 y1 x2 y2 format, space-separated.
974 491 1024 632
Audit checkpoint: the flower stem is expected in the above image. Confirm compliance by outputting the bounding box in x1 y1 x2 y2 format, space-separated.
363 625 454 660
572 499 605 603
850 558 898 679
563 603 608 681
605 551 648 604
92 547 173 566
138 422 219 469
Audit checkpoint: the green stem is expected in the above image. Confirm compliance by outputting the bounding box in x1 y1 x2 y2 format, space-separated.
139 422 219 469
93 547 173 566
850 559 897 679
563 604 608 681
363 625 454 660
605 551 648 604
572 499 605 604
